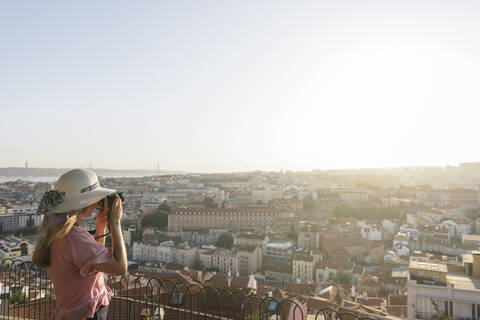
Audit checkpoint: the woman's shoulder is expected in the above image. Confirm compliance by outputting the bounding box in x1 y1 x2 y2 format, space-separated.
65 226 95 242
61 226 104 259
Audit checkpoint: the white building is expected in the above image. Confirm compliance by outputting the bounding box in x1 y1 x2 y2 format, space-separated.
197 248 215 270
251 190 283 203
360 225 382 241
234 233 267 247
132 241 197 267
337 189 369 203
441 219 472 238
435 205 466 219
400 224 419 241
381 197 413 207
393 232 409 247
417 208 444 223
212 249 238 275
406 213 418 226
463 234 480 250
293 253 317 282
407 252 480 320
382 219 398 236
236 246 262 276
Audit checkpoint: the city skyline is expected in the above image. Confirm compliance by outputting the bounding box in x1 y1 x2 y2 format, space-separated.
2 1 480 172
0 160 479 174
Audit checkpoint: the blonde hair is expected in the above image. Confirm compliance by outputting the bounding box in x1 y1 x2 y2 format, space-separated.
32 213 79 268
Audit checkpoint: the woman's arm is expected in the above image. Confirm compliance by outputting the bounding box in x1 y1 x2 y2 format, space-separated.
94 226 107 245
94 198 110 245
91 195 127 275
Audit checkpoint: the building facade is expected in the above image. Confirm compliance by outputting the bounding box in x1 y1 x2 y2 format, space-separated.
168 208 295 231
0 237 34 260
407 251 480 320
212 249 238 275
251 190 283 203
132 241 196 267
293 254 317 282
236 246 262 276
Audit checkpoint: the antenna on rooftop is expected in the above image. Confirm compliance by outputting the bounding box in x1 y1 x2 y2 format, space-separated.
157 162 160 175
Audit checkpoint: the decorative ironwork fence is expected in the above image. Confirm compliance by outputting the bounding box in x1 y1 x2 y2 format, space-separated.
0 259 377 320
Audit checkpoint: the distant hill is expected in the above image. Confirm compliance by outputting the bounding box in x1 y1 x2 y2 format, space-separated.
0 167 182 178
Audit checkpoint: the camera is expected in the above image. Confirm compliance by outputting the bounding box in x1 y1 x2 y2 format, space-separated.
97 191 125 219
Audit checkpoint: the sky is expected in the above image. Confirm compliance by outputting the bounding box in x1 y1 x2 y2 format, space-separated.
1 1 480 173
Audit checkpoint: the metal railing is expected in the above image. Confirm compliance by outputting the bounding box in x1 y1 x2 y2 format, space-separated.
0 259 378 320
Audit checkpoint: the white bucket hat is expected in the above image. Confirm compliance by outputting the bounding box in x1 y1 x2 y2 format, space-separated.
53 169 116 214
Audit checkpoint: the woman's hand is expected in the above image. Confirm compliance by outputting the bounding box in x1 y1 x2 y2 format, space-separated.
109 194 123 225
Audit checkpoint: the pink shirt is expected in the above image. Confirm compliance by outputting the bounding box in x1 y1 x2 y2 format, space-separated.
47 226 113 320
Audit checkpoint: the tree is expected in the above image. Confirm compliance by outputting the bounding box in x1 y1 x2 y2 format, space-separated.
336 271 353 285
431 299 453 320
141 210 169 229
204 197 217 208
215 232 233 249
303 194 314 212
158 200 170 212
191 256 204 270
10 291 29 304
26 217 35 228
287 223 298 241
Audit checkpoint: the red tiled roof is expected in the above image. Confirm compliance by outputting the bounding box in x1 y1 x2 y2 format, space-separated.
285 282 316 296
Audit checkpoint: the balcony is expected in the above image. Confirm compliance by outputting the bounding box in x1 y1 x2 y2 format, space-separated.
0 259 380 320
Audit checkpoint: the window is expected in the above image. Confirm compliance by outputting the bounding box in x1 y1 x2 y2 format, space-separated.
171 292 183 305
268 301 278 312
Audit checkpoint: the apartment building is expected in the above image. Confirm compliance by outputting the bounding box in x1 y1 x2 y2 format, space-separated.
234 232 267 247
360 225 382 241
132 241 196 267
197 248 215 269
0 213 42 233
263 241 295 268
251 190 283 203
416 209 444 223
462 234 480 250
298 225 321 250
435 205 466 219
293 253 318 282
416 189 479 208
407 251 480 320
441 219 472 238
212 249 238 275
337 189 369 203
168 207 295 231
400 224 419 241
268 198 303 214
236 246 262 276
264 264 293 286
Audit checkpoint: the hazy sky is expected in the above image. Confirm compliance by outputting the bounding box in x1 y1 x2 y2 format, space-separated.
1 1 480 172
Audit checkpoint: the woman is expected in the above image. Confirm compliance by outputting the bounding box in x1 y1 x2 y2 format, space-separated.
32 169 127 320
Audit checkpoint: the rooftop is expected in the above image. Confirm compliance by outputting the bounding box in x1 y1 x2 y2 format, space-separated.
446 273 480 290
409 261 448 273
462 234 480 241
265 241 295 249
